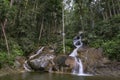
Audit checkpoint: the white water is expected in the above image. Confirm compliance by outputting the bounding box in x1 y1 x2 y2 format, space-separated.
69 34 92 76
78 59 83 74
69 34 91 76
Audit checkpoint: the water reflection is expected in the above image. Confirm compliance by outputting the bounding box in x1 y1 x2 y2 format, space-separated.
0 72 120 80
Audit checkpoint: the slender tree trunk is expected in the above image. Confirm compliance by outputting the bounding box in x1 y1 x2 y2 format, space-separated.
33 0 38 22
0 0 14 55
90 7 94 29
118 0 120 13
54 12 57 34
25 0 28 9
80 16 84 32
10 0 14 7
1 19 10 56
98 0 105 20
62 6 65 54
116 0 120 15
108 1 112 17
105 12 108 20
39 17 44 41
112 0 116 16
102 11 106 20
116 0 119 15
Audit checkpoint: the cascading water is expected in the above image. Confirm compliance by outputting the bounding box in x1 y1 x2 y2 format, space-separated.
69 32 85 75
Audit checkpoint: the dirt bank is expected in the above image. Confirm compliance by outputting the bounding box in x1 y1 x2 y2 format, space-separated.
0 66 24 77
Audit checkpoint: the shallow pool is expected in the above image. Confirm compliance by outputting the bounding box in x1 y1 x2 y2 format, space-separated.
0 72 120 80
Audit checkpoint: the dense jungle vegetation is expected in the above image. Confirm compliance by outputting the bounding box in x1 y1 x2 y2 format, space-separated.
0 0 120 68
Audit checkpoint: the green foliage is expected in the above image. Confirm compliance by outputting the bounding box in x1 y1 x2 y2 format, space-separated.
89 39 104 48
11 42 24 56
89 15 120 61
102 39 120 61
0 52 14 67
0 40 24 67
0 0 15 22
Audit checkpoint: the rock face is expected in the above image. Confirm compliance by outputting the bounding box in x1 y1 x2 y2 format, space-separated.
77 47 110 74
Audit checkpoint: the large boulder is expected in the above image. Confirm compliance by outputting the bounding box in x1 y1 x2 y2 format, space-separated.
27 54 55 71
23 46 56 72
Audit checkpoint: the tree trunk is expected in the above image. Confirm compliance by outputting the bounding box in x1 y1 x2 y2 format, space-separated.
39 17 44 41
25 0 28 9
118 0 120 13
62 5 65 54
90 7 95 30
112 0 116 16
1 19 10 56
117 0 120 14
0 0 14 55
108 1 112 17
10 0 14 7
54 12 57 34
98 0 105 20
105 12 108 20
77 1 84 31
102 11 106 20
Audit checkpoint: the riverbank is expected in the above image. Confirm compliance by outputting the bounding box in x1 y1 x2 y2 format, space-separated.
0 66 24 77
0 67 120 77
0 62 120 77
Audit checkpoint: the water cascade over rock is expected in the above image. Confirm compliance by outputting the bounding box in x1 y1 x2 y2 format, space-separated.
22 33 112 76
69 32 85 75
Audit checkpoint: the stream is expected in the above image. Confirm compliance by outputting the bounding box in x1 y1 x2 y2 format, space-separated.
0 72 120 80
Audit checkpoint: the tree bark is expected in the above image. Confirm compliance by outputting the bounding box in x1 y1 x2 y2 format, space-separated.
62 5 65 54
1 19 10 56
107 1 112 17
105 12 108 20
10 0 14 7
118 0 120 13
117 0 120 14
39 17 44 41
0 0 14 55
90 7 95 29
112 0 116 16
77 0 84 31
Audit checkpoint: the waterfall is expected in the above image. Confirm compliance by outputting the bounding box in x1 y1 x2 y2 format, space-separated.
69 33 84 75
